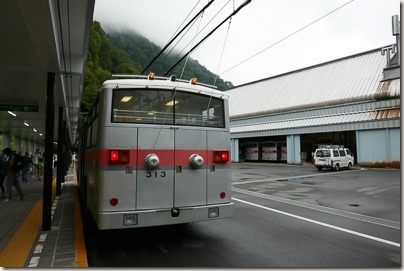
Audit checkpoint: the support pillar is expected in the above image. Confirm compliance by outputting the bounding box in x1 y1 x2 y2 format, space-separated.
42 72 55 231
56 107 63 196
231 138 239 162
286 134 301 164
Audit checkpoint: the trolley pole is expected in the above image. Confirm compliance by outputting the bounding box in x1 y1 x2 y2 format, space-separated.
42 72 55 231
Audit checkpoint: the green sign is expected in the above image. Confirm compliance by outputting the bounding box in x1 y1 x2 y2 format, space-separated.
0 104 39 112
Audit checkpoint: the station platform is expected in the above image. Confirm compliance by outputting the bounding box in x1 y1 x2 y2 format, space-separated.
0 164 87 267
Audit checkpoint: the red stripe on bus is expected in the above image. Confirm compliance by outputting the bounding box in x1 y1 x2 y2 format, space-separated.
84 149 230 167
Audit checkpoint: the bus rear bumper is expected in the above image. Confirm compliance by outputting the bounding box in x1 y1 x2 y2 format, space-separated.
97 202 234 230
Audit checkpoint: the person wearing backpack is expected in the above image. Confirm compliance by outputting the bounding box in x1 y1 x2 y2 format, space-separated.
2 148 24 202
0 149 7 199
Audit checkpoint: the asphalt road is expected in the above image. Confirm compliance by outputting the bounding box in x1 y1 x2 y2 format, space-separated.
84 163 401 268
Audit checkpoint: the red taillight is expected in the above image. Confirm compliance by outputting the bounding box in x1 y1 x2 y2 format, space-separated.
213 151 230 163
110 198 118 206
109 150 130 163
221 152 229 162
110 150 119 162
220 192 226 199
120 150 130 163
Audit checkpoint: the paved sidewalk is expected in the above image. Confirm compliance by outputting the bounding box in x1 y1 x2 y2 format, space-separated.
0 165 87 267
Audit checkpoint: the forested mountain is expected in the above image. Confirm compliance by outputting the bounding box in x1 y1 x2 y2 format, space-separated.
108 32 233 90
81 21 233 113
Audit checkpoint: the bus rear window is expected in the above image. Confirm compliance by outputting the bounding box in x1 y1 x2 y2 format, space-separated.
112 89 225 128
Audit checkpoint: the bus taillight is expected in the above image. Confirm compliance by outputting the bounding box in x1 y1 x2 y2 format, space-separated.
110 198 118 206
109 150 130 163
213 150 229 163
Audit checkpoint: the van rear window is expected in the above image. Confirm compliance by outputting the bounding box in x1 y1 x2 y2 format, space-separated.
316 150 330 157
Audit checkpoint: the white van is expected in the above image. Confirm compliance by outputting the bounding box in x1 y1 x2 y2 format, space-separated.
313 145 354 171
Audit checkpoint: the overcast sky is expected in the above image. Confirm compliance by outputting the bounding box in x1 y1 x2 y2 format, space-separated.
93 0 400 86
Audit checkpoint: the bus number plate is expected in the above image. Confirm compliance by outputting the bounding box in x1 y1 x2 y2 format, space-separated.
146 171 166 178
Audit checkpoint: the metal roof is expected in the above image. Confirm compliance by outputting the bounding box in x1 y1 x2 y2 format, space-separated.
227 48 400 119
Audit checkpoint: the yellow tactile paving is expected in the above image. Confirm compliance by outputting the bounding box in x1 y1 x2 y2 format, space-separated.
74 162 88 267
0 179 57 267
0 198 43 267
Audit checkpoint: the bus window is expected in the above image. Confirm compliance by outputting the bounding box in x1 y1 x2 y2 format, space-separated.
112 89 174 125
175 92 224 128
111 89 224 128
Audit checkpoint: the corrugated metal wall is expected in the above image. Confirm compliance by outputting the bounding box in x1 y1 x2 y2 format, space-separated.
228 48 398 119
356 128 400 166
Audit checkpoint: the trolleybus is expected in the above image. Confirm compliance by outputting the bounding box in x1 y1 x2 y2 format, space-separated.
78 73 233 230
244 142 260 160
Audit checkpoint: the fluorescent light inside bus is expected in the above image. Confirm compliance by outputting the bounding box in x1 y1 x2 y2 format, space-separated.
120 96 132 102
166 100 179 106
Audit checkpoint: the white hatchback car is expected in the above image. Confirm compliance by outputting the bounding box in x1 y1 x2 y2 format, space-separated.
313 146 354 171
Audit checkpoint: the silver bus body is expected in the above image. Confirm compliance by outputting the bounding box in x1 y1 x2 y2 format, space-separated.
80 77 233 229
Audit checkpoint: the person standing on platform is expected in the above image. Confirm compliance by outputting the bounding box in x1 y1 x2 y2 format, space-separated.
22 151 33 184
31 148 41 179
0 150 7 199
2 148 24 202
37 158 45 181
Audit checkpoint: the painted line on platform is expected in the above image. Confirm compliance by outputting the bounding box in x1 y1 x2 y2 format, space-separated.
232 197 400 248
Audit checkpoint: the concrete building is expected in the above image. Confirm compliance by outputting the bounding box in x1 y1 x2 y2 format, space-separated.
228 24 400 167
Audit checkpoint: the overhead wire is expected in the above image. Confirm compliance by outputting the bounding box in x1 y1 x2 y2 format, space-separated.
164 0 252 76
158 0 203 65
141 0 215 74
178 11 206 80
213 17 231 86
151 11 206 152
167 0 201 42
218 0 355 78
161 12 201 66
171 0 231 62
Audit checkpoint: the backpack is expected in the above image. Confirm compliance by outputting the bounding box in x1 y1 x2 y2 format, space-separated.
14 154 23 171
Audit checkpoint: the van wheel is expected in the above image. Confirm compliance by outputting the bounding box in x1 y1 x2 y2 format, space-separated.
334 164 340 171
347 163 352 170
316 167 322 171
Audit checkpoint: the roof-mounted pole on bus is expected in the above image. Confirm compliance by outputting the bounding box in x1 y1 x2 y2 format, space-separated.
141 0 215 75
164 0 251 76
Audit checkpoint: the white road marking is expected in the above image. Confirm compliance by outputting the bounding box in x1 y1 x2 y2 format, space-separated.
232 169 361 185
233 187 400 229
232 197 400 248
